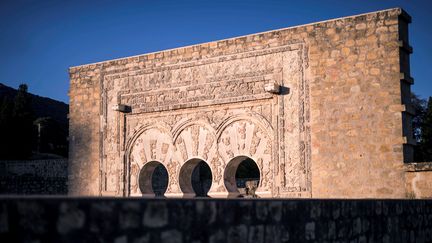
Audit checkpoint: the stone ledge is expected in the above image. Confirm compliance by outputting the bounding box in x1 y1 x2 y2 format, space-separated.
405 162 432 172
403 136 416 146
402 104 416 116
400 72 414 84
398 40 413 54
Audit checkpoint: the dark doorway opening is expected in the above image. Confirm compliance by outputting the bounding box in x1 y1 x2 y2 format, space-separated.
138 161 168 197
179 159 212 197
224 156 260 197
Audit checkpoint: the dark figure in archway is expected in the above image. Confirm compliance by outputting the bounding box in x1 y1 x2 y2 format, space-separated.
235 158 260 198
224 156 260 198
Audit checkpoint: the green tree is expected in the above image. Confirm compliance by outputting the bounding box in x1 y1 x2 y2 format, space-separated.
11 84 34 159
0 97 14 158
419 97 432 161
411 93 426 143
412 93 432 162
34 117 68 157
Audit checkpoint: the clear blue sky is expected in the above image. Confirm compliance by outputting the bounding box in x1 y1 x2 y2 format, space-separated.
1 0 431 103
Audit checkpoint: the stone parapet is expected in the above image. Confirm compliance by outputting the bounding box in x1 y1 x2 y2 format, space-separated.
0 197 431 242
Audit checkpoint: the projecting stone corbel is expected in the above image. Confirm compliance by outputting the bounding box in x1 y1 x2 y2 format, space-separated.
398 40 413 54
112 104 131 113
264 81 281 94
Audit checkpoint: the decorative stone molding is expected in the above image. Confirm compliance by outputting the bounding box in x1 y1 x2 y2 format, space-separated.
112 104 130 113
68 8 415 198
264 81 281 94
95 42 312 198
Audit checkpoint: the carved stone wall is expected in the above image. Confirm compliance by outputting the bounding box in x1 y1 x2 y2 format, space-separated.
69 8 414 198
115 44 310 198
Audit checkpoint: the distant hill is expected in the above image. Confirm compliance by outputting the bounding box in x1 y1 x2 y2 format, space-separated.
0 83 69 158
0 83 68 126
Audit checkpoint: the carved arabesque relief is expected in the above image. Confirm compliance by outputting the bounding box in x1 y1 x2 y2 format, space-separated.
126 112 274 196
128 125 174 196
217 116 273 193
101 43 311 197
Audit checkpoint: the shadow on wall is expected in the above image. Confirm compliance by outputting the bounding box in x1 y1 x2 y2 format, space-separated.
68 122 95 195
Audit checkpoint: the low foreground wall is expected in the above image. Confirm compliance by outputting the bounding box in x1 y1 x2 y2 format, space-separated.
0 159 67 194
0 198 431 242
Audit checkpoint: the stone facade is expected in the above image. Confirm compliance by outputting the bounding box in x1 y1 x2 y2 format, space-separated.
405 162 432 198
69 8 417 198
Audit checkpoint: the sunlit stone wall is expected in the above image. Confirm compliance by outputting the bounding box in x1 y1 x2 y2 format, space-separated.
69 8 414 198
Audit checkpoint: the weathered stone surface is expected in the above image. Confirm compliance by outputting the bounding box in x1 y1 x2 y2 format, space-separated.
0 159 67 194
69 8 417 198
0 198 431 242
405 162 432 198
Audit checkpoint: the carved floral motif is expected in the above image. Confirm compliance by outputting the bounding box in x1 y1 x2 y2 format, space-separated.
101 44 311 197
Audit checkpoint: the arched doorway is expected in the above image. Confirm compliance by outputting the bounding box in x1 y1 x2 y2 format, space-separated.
138 161 169 197
179 159 212 197
224 156 260 197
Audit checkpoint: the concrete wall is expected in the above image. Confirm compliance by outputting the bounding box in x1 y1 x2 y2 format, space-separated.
0 159 67 194
69 8 414 198
405 162 432 199
0 198 431 242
